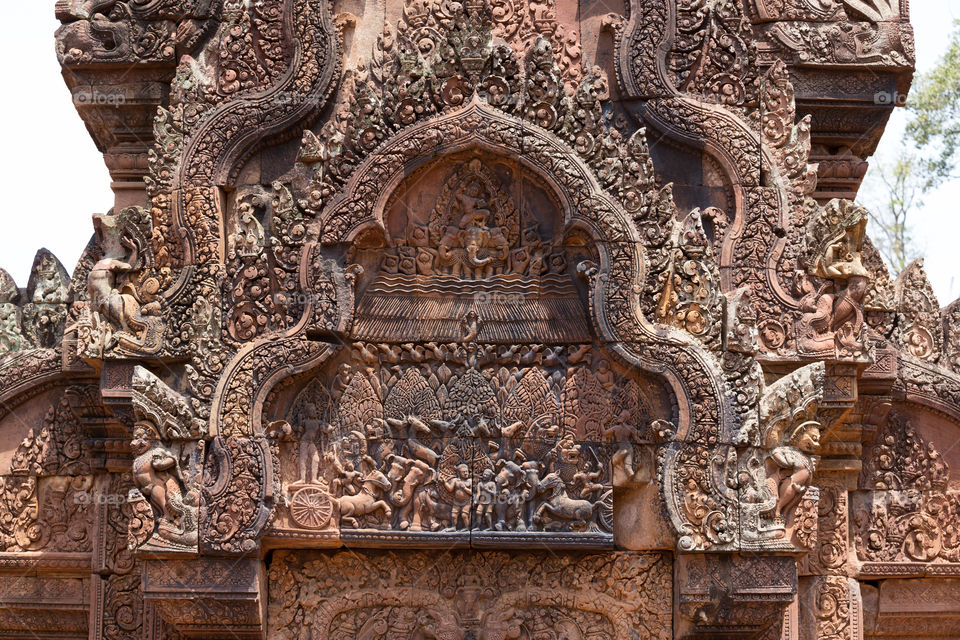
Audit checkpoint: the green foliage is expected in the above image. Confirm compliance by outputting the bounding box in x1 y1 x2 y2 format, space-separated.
859 155 923 276
906 20 960 190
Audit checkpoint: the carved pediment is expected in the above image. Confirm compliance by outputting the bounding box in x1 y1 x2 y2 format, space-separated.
349 154 595 344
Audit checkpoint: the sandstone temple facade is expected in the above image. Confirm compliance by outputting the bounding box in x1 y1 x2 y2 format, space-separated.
0 0 953 637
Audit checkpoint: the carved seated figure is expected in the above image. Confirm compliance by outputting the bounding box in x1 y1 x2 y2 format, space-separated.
798 200 871 357
437 222 510 279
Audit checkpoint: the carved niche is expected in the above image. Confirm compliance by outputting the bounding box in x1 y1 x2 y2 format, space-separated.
263 153 676 549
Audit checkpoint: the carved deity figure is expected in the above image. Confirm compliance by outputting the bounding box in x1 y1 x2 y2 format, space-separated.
86 210 161 354
765 420 821 521
493 460 525 531
799 200 870 356
297 403 328 485
327 450 363 496
274 346 625 539
603 409 641 485
230 199 266 259
131 433 197 546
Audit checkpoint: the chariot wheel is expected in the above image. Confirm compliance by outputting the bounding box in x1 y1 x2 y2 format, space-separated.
598 489 614 533
290 486 333 529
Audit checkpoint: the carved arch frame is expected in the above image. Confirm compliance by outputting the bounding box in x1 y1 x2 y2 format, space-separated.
616 2 802 311
305 98 744 551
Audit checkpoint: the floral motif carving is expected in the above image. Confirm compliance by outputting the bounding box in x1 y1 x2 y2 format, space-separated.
856 410 960 566
11 392 90 477
654 210 723 349
861 410 948 493
670 0 759 106
268 549 673 639
799 576 861 640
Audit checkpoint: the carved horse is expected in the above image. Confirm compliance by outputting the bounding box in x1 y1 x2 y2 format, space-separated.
532 473 599 531
335 471 393 528
411 484 455 531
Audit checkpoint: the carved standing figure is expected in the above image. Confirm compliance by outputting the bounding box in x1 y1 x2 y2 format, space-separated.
297 403 326 485
444 463 473 530
131 432 197 546
474 468 498 530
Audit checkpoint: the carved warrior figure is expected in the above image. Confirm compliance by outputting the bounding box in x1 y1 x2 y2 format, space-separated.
739 362 826 546
126 366 204 552
296 402 329 485
765 420 821 520
272 343 628 539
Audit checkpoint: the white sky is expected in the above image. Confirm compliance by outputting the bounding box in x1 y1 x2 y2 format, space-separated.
1 2 957 304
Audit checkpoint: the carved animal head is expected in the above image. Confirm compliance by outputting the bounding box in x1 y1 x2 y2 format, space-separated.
494 460 523 486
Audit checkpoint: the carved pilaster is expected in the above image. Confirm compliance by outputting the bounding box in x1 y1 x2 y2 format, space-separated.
676 553 798 639
143 557 265 639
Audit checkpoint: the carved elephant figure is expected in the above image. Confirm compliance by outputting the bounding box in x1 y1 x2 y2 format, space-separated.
385 455 434 530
